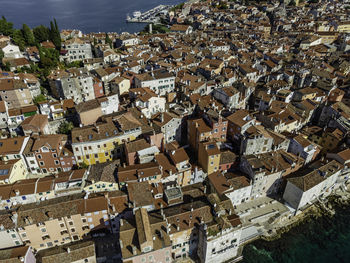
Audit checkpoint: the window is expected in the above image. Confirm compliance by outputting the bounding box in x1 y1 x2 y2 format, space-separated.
37 155 42 159
52 153 57 158
39 161 44 166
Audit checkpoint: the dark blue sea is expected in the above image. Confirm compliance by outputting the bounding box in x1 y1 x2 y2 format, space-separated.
242 203 350 263
1 0 183 33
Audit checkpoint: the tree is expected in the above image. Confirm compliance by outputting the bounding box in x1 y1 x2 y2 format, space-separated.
58 121 74 135
0 16 14 36
54 18 59 32
33 94 47 104
3 62 11 71
11 29 25 51
49 19 61 50
38 46 60 76
33 25 50 43
0 50 4 63
22 24 36 46
105 33 112 48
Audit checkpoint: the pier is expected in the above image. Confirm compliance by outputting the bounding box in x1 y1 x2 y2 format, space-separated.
126 4 172 23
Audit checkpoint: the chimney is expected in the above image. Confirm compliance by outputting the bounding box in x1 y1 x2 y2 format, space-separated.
79 135 83 142
67 247 71 254
161 208 165 220
120 219 124 226
132 246 137 256
11 212 18 227
149 23 153 34
120 240 123 248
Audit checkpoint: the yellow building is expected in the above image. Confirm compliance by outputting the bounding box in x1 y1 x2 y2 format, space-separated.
198 141 221 175
83 161 119 193
16 195 110 251
111 76 131 96
84 181 119 193
338 22 350 33
72 113 142 165
0 159 27 184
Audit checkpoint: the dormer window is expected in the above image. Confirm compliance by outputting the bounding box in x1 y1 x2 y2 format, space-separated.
41 146 49 152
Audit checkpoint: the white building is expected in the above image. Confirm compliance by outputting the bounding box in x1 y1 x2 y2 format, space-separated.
134 70 175 96
130 87 166 119
283 160 343 210
0 227 22 249
288 135 318 164
99 93 119 115
1 43 22 59
198 215 242 263
213 86 240 110
208 172 252 207
50 69 95 104
151 112 182 144
242 125 274 156
60 37 93 63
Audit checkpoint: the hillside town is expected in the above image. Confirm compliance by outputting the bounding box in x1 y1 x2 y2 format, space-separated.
0 0 350 262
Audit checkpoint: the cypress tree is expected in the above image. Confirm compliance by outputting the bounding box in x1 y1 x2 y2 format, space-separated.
22 24 35 46
105 33 112 48
49 19 61 50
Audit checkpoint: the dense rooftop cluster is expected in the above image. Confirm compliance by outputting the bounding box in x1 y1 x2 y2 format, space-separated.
0 0 350 262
